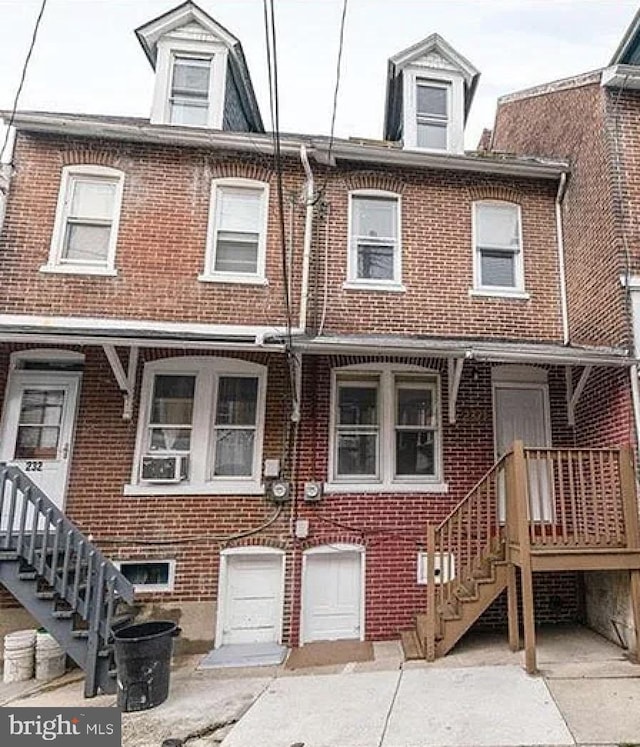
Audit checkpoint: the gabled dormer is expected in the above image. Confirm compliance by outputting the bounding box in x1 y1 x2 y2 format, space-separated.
135 1 263 132
384 34 479 154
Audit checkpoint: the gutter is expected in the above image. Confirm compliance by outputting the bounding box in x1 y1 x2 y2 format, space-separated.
555 172 570 344
313 140 568 180
2 112 569 180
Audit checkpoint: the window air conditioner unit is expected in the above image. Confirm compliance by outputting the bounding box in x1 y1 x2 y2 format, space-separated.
141 454 188 483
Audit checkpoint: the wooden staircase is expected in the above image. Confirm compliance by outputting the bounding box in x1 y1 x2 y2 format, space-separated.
404 442 640 671
0 465 136 696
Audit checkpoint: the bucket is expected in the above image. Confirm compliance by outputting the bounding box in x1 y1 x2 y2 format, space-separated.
35 632 66 682
3 629 36 683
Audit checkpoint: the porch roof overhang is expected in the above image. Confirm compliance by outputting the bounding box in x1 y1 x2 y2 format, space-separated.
0 314 289 352
281 334 632 367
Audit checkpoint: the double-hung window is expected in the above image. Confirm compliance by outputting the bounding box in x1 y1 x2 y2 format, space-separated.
348 192 401 286
45 165 124 275
473 201 524 294
169 55 211 127
131 357 266 495
331 367 442 490
203 179 268 284
416 81 449 151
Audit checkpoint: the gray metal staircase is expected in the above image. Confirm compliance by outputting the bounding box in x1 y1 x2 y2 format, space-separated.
0 464 135 696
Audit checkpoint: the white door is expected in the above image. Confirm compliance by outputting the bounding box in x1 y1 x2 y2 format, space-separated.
494 384 552 521
0 372 81 510
220 552 284 646
302 546 363 643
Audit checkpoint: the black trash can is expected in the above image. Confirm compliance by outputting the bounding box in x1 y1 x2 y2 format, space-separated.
113 620 180 712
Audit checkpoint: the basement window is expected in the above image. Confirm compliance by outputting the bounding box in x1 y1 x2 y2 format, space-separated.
115 560 176 592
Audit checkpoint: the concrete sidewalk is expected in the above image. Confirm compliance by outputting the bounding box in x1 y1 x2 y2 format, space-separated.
2 627 640 747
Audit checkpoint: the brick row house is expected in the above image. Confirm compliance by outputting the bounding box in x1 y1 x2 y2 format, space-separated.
0 1 639 694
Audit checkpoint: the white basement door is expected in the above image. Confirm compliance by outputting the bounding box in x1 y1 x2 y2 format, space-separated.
302 547 363 643
221 553 283 646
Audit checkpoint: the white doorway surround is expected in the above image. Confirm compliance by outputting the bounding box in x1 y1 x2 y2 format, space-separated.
493 365 553 521
215 546 285 648
301 544 365 644
0 352 83 513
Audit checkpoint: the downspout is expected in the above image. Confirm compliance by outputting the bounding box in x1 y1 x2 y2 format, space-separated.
555 172 570 345
0 163 12 235
298 145 314 332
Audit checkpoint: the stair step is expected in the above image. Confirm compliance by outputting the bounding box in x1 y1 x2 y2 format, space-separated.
71 630 89 639
35 590 56 600
400 630 424 660
51 610 74 619
18 571 38 581
0 550 19 560
98 647 113 659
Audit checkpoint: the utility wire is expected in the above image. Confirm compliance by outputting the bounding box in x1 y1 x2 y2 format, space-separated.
315 0 348 202
0 0 48 164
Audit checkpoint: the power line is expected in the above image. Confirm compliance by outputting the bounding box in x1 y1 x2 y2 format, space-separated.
315 0 348 202
0 0 48 163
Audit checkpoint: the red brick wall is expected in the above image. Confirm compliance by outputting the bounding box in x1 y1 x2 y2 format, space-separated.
0 133 304 327
493 80 628 349
0 346 584 635
309 167 563 341
1 133 565 344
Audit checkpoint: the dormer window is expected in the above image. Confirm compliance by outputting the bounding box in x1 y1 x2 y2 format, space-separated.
136 1 263 133
416 81 449 150
384 34 479 155
169 54 212 126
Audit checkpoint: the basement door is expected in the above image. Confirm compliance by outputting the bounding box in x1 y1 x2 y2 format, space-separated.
218 550 284 647
494 383 553 521
0 371 81 511
301 545 364 643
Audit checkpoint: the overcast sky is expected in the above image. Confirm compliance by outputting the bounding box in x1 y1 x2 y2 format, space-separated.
0 0 638 152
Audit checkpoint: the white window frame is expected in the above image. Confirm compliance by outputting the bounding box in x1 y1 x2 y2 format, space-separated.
168 53 213 127
326 363 447 494
151 38 228 129
345 190 403 291
415 79 450 152
126 356 267 496
471 200 526 298
402 67 465 154
200 178 269 286
114 559 176 592
43 165 124 277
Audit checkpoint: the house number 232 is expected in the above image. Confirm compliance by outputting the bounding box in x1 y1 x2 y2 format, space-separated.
25 461 43 472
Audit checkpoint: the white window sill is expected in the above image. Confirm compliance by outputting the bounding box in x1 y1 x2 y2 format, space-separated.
40 264 118 277
469 288 530 300
198 273 268 286
342 281 406 293
123 481 264 497
323 482 448 495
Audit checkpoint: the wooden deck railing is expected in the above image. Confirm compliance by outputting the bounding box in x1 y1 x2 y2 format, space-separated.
424 441 640 667
520 447 630 549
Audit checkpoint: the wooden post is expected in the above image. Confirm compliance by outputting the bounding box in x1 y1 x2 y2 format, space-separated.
630 571 640 665
514 440 537 674
425 524 437 662
504 452 520 651
619 446 640 664
507 563 520 652
620 446 640 550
